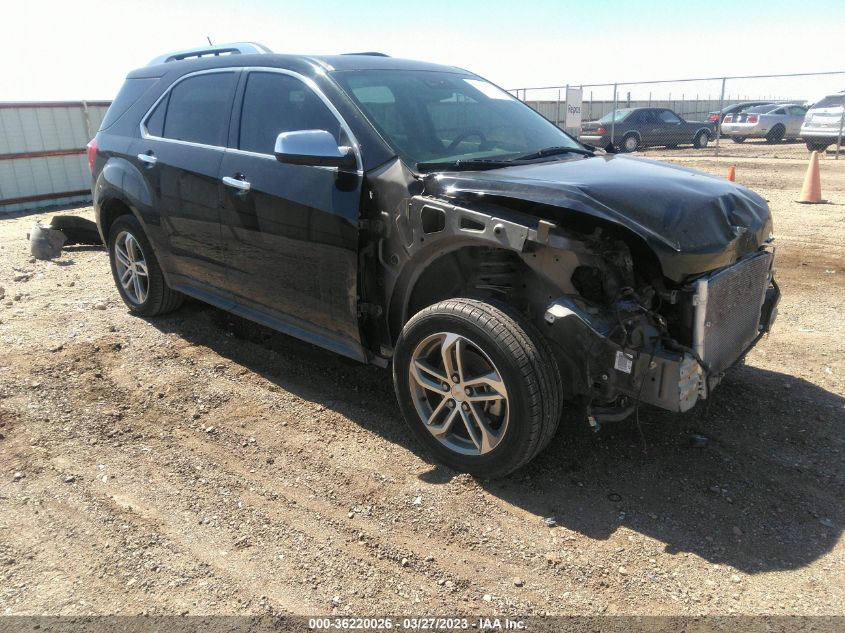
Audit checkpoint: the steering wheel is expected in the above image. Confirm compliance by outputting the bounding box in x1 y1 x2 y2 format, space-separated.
446 129 489 152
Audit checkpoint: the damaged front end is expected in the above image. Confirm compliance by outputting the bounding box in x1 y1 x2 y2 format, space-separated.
364 154 780 425
543 246 779 424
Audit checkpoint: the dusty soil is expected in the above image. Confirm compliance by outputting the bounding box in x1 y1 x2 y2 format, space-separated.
0 151 843 618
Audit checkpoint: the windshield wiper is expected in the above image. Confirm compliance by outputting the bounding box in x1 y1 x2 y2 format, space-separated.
416 158 516 172
512 146 595 161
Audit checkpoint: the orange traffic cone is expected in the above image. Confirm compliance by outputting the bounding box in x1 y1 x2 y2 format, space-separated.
797 151 826 204
727 165 736 182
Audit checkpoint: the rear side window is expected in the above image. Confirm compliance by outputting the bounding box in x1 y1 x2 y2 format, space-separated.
238 72 341 155
161 72 237 146
658 110 681 124
100 78 158 131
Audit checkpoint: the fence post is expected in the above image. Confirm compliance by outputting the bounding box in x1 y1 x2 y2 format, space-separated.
715 77 726 157
81 101 93 141
836 104 844 160
556 88 562 127
610 83 618 146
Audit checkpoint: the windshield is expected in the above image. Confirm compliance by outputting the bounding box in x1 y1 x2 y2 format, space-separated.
597 109 633 123
331 70 581 167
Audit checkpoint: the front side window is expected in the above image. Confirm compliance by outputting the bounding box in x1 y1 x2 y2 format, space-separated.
158 72 237 146
332 70 580 166
238 72 342 155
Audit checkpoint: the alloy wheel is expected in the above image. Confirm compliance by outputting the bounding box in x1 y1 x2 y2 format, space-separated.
113 230 149 305
408 332 509 456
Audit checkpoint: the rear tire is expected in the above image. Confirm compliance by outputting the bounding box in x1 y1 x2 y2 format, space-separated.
693 130 710 149
393 298 562 478
619 134 640 153
806 141 830 152
108 215 183 316
765 125 785 143
731 136 746 144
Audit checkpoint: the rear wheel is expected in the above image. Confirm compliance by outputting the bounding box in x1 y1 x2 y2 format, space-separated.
620 134 640 153
693 130 710 149
765 124 785 143
731 136 746 143
393 299 562 478
806 141 830 152
108 215 183 316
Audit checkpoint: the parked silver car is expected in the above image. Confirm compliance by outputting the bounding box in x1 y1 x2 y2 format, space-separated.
801 92 845 152
721 103 807 143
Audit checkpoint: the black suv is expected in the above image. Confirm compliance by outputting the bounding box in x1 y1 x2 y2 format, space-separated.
89 43 779 477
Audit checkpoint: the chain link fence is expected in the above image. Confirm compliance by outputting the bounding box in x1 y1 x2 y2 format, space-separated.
511 72 845 158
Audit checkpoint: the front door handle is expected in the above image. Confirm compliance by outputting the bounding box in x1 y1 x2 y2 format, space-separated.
222 176 251 192
137 153 157 166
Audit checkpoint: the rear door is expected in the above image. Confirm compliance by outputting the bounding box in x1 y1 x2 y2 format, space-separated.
135 70 239 300
217 70 364 354
636 109 659 145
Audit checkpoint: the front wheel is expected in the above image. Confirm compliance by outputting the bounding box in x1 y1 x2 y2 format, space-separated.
393 299 562 478
108 214 183 316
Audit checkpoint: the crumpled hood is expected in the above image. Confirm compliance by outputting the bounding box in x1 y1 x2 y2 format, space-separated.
424 154 773 281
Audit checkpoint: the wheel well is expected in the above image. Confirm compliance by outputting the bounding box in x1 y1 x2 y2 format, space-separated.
402 246 530 337
99 198 133 240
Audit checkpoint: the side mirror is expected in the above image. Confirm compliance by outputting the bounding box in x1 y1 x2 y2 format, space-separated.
274 130 356 169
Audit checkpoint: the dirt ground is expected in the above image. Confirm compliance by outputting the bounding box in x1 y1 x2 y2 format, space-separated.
0 149 843 618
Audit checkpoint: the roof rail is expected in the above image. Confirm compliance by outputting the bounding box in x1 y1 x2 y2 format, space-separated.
341 52 390 57
147 42 273 66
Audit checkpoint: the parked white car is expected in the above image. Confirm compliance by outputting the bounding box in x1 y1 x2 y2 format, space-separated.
801 91 845 152
721 103 807 143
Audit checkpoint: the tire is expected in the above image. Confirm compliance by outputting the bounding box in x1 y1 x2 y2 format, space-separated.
765 125 785 143
806 141 830 152
393 298 562 478
693 130 710 149
731 136 746 144
107 214 183 316
619 134 640 153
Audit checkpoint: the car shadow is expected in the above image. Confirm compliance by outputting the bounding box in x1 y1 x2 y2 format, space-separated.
145 302 843 575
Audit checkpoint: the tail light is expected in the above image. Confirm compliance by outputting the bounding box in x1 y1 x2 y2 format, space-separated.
708 114 720 122
747 115 759 124
86 138 97 173
723 115 733 123
596 127 607 135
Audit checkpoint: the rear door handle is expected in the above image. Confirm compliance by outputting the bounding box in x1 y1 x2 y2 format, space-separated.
137 153 157 166
222 176 251 192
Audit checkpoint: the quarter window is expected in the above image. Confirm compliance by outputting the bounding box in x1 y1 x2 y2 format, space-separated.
238 72 342 155
158 72 237 146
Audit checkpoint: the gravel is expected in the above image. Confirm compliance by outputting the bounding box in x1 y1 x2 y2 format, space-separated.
0 150 842 617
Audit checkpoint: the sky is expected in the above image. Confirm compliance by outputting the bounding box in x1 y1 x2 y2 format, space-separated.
2 0 844 102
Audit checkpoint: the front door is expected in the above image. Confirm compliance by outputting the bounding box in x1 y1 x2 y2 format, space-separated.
134 70 239 299
218 70 363 354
